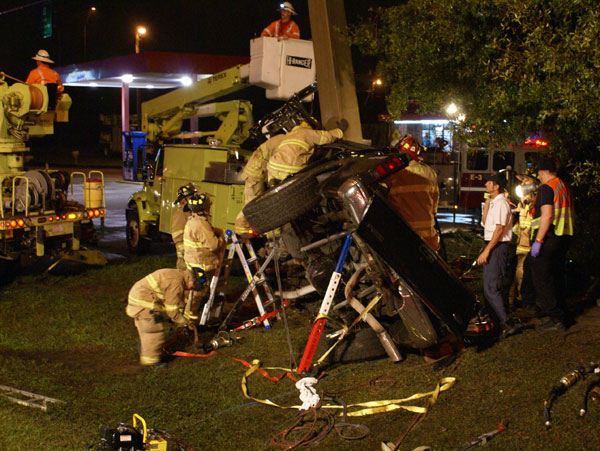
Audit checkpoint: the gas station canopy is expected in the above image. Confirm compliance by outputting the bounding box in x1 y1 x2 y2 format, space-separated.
55 52 249 89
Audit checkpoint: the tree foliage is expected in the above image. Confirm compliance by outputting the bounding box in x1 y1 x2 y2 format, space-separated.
349 0 600 194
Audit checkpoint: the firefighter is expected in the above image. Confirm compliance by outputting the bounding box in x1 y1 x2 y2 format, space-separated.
234 133 288 235
261 2 300 40
384 135 441 251
26 50 64 96
171 183 197 270
126 268 201 367
521 158 574 332
267 120 345 183
183 193 222 319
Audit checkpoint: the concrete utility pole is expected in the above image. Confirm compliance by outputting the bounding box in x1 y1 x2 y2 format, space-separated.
308 0 363 142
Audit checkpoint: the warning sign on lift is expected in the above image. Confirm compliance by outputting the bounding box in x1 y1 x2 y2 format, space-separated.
286 55 312 69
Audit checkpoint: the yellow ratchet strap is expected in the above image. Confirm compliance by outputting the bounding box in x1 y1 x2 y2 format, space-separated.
241 358 456 416
316 294 383 365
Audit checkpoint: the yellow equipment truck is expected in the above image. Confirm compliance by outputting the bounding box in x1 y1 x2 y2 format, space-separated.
0 73 106 275
125 38 317 253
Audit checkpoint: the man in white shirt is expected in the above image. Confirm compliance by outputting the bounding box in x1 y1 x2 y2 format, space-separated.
477 172 519 338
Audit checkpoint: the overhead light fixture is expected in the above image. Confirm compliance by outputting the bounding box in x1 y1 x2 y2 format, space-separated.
121 74 134 83
180 76 193 86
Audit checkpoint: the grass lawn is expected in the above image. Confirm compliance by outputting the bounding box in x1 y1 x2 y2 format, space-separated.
0 233 599 450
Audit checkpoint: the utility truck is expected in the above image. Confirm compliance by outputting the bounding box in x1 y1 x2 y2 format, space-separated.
0 73 106 276
125 37 316 253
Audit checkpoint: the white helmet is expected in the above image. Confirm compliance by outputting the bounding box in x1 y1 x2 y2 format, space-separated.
32 49 54 64
278 2 297 15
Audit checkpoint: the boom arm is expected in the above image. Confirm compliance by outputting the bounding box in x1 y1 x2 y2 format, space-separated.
141 64 250 143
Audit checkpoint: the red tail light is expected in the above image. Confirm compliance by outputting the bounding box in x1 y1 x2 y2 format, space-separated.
88 210 94 218
370 156 404 180
17 219 24 227
93 209 100 217
10 220 17 228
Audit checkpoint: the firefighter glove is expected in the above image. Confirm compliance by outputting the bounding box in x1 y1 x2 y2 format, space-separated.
336 118 349 133
531 241 543 258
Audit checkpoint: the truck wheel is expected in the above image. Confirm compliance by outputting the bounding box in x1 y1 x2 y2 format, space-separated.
126 209 150 254
243 173 319 234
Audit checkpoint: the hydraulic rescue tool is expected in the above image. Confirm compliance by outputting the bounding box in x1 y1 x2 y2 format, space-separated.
543 361 600 428
86 413 192 451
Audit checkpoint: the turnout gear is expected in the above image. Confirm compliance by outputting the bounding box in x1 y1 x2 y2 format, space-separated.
172 183 196 269
183 212 221 273
384 160 440 251
267 124 343 182
126 269 190 365
235 134 287 235
171 206 192 270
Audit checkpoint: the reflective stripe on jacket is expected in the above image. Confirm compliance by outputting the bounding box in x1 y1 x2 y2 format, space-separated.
242 134 287 181
126 268 187 325
515 204 532 255
183 214 221 271
171 206 191 259
385 160 440 250
267 125 343 180
260 19 300 39
530 177 574 237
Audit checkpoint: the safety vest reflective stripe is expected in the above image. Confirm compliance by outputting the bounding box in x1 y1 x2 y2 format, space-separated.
36 68 47 83
267 160 305 174
183 238 209 248
278 139 310 152
517 245 531 254
128 296 156 310
145 275 165 299
530 178 574 236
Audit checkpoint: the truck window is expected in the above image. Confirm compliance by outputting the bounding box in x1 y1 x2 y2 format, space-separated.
154 148 164 178
493 151 515 171
466 149 488 171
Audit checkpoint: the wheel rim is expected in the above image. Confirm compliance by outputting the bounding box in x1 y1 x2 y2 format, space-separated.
127 219 140 248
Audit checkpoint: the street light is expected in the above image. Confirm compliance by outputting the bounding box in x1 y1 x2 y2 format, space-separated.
83 6 96 61
135 26 147 54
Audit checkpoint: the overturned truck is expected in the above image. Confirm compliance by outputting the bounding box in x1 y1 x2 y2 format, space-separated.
243 109 478 365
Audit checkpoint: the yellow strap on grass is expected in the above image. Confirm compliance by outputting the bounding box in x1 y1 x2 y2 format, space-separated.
241 359 456 417
317 294 382 365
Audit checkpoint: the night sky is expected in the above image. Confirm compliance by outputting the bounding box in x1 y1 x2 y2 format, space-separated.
1 0 392 151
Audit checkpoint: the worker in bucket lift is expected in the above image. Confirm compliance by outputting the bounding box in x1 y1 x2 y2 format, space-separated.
26 50 64 96
267 119 346 184
126 268 202 367
183 193 222 320
234 132 288 236
171 183 197 270
261 2 300 40
384 134 440 252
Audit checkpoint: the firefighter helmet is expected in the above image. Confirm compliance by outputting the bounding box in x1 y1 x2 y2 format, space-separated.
398 134 422 161
174 183 197 205
188 193 211 213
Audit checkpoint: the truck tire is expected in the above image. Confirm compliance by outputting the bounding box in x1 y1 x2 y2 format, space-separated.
243 173 320 234
126 209 150 254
